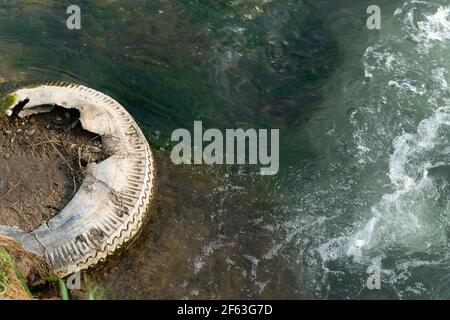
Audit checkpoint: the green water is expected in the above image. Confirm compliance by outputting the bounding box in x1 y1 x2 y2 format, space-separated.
2 0 450 299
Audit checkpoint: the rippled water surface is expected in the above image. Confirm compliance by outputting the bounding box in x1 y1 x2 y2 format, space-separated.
2 0 450 299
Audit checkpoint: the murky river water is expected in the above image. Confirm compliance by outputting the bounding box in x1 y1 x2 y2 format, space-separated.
2 0 450 299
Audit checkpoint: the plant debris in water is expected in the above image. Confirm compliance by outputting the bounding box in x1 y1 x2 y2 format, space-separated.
0 106 108 232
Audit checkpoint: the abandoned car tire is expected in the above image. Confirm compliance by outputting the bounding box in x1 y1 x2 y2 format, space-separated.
0 81 156 277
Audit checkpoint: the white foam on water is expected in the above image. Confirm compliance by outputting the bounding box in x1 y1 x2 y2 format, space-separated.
404 3 450 50
363 44 405 79
343 103 450 267
314 3 450 296
416 6 450 43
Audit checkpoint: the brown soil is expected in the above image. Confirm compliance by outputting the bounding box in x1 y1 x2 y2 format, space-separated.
0 107 107 232
0 235 54 300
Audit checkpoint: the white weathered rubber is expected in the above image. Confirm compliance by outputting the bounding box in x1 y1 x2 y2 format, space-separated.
0 82 156 277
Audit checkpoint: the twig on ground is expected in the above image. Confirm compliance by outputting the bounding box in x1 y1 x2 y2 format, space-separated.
0 179 22 201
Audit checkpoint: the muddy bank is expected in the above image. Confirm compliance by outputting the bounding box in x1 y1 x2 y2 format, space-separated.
0 236 53 300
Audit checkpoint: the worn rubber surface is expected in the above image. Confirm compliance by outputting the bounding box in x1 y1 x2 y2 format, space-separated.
0 81 156 277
